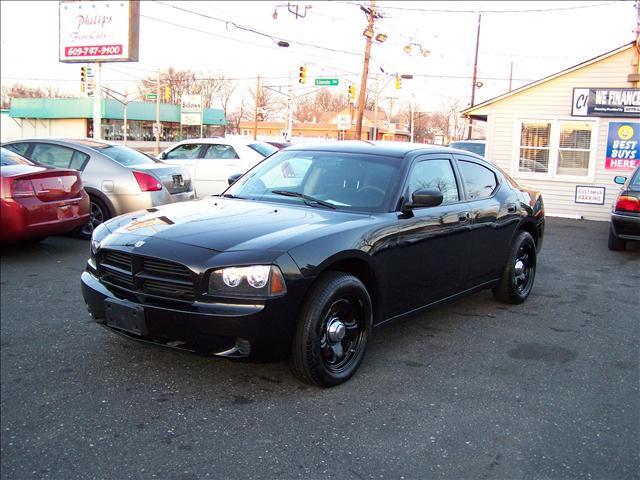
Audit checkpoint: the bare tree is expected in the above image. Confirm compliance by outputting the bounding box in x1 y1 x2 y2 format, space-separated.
294 88 349 122
248 83 286 122
138 67 197 105
226 98 247 134
1 83 72 109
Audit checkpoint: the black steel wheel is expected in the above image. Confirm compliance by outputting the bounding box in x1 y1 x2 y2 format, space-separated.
493 230 537 304
289 272 372 387
78 196 109 240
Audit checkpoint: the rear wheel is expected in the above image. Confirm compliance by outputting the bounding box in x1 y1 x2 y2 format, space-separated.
78 196 109 240
289 272 372 387
493 231 536 304
607 224 626 251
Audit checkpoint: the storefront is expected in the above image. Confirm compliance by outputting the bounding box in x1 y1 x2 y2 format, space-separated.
2 98 226 143
462 42 639 221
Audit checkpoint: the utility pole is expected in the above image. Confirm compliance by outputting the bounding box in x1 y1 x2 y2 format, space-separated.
467 12 481 139
92 62 102 139
287 72 293 141
373 73 379 141
356 0 375 140
123 91 128 146
155 69 160 155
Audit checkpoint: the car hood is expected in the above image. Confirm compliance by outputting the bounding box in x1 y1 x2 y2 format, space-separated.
106 197 374 253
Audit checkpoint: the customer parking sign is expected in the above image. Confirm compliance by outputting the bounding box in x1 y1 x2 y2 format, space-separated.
605 122 639 170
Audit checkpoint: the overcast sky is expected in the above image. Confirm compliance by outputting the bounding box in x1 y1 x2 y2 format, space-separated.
1 0 636 112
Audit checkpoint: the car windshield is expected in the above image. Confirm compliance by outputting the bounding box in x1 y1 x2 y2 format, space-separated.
96 145 159 167
225 150 402 213
248 142 278 157
0 147 34 166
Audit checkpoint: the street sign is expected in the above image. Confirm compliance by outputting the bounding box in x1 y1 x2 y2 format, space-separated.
337 114 351 130
146 93 158 100
152 123 161 135
315 78 339 86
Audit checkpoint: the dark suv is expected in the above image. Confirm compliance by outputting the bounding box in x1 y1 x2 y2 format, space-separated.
608 164 640 251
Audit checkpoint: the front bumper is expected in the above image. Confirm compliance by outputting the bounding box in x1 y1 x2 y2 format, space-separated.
81 269 300 360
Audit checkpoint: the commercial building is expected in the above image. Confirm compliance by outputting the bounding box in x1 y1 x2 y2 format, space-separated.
462 42 639 221
1 98 226 143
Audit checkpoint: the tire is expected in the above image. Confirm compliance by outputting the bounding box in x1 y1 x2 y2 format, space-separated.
607 224 626 251
77 196 110 240
493 231 537 304
289 272 373 387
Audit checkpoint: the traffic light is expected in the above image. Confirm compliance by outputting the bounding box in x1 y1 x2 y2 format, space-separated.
395 75 402 89
80 66 87 93
348 84 357 100
164 85 170 101
299 65 307 84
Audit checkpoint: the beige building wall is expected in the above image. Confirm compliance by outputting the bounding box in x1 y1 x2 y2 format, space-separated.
1 116 86 141
473 46 635 221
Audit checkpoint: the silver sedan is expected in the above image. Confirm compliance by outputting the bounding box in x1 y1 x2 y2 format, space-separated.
2 138 195 238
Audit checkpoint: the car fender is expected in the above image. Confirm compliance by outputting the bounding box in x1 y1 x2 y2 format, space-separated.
83 186 115 218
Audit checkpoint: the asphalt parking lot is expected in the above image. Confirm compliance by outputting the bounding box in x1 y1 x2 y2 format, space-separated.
1 217 638 480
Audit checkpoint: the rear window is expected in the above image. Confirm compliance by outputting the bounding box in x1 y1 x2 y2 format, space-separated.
248 143 278 158
98 145 158 167
450 141 485 156
630 166 640 189
1 147 34 166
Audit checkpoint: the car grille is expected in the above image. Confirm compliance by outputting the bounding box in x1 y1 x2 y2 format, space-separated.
99 249 195 302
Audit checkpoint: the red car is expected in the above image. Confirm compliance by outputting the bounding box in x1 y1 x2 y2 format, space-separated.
1 147 90 243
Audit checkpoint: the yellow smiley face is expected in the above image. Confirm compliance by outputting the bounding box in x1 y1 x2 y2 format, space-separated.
617 125 634 141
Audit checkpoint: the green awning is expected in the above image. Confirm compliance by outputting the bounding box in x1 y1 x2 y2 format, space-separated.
9 97 226 125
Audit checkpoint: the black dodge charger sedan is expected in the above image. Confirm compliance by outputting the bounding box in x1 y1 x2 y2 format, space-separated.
82 141 545 387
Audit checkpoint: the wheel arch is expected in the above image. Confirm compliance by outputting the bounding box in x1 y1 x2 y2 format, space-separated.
83 187 115 218
310 253 380 320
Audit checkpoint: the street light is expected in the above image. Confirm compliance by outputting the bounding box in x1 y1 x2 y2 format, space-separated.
403 42 430 57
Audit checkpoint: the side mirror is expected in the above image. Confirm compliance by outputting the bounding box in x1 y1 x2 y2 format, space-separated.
614 176 627 185
228 173 242 186
403 188 444 211
160 152 167 160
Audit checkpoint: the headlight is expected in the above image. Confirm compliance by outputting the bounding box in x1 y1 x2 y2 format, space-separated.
209 265 287 299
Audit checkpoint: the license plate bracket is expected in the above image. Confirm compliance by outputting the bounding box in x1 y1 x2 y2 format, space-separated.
105 298 147 336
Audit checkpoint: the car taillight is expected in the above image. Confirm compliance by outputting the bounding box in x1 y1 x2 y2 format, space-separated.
10 178 36 198
615 195 640 212
133 171 162 192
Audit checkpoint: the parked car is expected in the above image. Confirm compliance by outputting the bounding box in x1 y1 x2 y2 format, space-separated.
158 138 278 198
2 138 194 239
82 141 545 387
0 147 90 243
608 164 640 251
265 141 292 150
449 140 486 157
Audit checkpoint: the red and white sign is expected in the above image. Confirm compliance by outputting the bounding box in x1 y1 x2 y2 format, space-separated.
59 1 139 63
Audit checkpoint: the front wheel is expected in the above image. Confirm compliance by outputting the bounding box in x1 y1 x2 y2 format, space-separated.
289 272 373 387
493 231 537 304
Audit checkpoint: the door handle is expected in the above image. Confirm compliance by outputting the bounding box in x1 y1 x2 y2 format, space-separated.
507 203 517 213
459 212 470 222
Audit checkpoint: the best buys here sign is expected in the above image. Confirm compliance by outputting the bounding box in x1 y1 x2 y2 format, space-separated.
605 122 639 170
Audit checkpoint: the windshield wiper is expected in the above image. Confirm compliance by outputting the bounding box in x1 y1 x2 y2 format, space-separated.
271 190 336 209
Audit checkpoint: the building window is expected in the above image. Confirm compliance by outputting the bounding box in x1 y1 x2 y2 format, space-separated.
519 122 550 174
557 122 591 176
516 119 595 179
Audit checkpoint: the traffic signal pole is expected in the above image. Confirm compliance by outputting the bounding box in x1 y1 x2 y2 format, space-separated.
92 62 102 139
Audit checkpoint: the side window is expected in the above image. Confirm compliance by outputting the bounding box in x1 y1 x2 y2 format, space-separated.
4 143 30 156
203 145 239 160
30 144 76 169
69 150 90 171
165 144 205 159
407 159 459 204
458 160 498 200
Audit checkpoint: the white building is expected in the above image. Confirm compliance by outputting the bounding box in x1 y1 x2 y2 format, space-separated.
462 42 639 221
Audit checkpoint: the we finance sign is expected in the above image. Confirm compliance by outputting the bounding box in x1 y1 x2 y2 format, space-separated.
605 122 639 170
573 88 640 118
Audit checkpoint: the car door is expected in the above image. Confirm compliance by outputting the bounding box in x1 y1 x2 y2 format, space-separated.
385 154 472 315
161 143 207 192
193 144 245 197
454 155 516 286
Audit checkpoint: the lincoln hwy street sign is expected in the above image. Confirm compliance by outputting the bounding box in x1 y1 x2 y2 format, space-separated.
315 78 339 86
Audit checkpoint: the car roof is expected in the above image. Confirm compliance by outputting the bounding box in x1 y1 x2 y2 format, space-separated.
450 140 486 144
284 140 452 157
3 137 122 150
170 137 271 147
